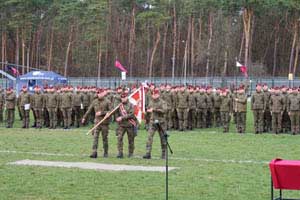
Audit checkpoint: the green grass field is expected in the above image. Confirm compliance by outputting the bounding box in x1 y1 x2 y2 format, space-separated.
1 110 300 200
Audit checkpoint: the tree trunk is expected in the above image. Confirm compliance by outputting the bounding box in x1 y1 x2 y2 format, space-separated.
1 32 6 72
183 16 191 81
205 12 213 83
238 31 245 62
293 32 299 76
15 28 19 66
272 24 279 77
223 17 231 77
148 29 161 78
289 22 298 75
128 1 136 77
64 25 74 77
48 27 54 71
22 29 25 74
97 39 102 79
191 16 195 77
171 3 177 81
242 7 253 67
161 23 168 77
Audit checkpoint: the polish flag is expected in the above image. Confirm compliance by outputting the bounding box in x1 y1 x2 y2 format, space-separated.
115 60 128 73
129 86 145 123
236 61 248 78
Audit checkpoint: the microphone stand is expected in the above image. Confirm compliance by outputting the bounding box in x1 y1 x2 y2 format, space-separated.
155 120 173 200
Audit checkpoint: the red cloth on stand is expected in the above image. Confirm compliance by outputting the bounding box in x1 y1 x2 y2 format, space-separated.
270 159 300 190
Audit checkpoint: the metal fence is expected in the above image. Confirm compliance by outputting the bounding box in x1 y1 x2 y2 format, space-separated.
1 76 299 92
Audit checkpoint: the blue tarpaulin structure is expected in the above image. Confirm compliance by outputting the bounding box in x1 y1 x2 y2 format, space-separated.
16 70 67 93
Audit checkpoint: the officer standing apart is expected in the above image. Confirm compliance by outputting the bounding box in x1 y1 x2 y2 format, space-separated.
115 92 137 158
143 88 167 159
82 89 111 158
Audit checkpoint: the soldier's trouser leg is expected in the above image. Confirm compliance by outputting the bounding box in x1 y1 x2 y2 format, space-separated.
167 109 173 130
31 108 37 127
20 107 25 127
290 111 299 134
48 108 57 128
221 112 230 132
171 110 178 130
34 109 43 128
146 124 156 154
101 125 109 154
236 112 246 133
0 107 3 123
282 111 290 132
206 109 212 128
18 106 22 120
144 112 150 130
21 107 30 128
183 109 188 130
62 108 72 128
92 129 100 153
264 110 272 132
44 109 49 127
117 126 126 154
214 109 221 127
74 106 81 127
6 109 15 127
158 127 167 158
177 109 184 130
126 127 135 155
272 113 278 133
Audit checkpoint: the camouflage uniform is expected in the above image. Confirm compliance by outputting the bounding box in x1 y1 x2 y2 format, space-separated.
270 92 284 134
251 90 265 133
206 92 214 128
116 100 136 158
263 89 272 132
72 91 83 128
18 90 31 128
83 95 111 157
171 89 178 130
143 96 167 159
213 92 221 127
176 89 189 131
81 91 90 125
162 90 173 130
282 91 291 132
196 90 207 128
287 92 300 134
234 91 247 133
43 90 50 127
32 91 44 128
188 90 197 130
5 90 16 128
0 89 4 123
220 92 232 132
61 91 73 129
56 91 63 127
46 90 59 129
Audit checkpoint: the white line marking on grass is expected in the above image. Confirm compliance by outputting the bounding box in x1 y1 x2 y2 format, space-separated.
0 150 268 165
8 160 178 172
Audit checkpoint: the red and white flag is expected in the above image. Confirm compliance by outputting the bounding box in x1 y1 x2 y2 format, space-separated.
128 86 146 123
236 61 248 78
115 60 128 73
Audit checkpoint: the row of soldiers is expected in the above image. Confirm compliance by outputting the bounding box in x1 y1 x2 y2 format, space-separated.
0 85 115 129
0 83 298 135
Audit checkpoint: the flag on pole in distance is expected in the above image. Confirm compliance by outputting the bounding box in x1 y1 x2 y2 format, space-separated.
129 86 145 123
236 61 248 78
115 60 128 73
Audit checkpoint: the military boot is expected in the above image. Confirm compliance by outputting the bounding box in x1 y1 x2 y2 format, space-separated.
143 153 151 159
89 152 97 158
117 152 123 159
